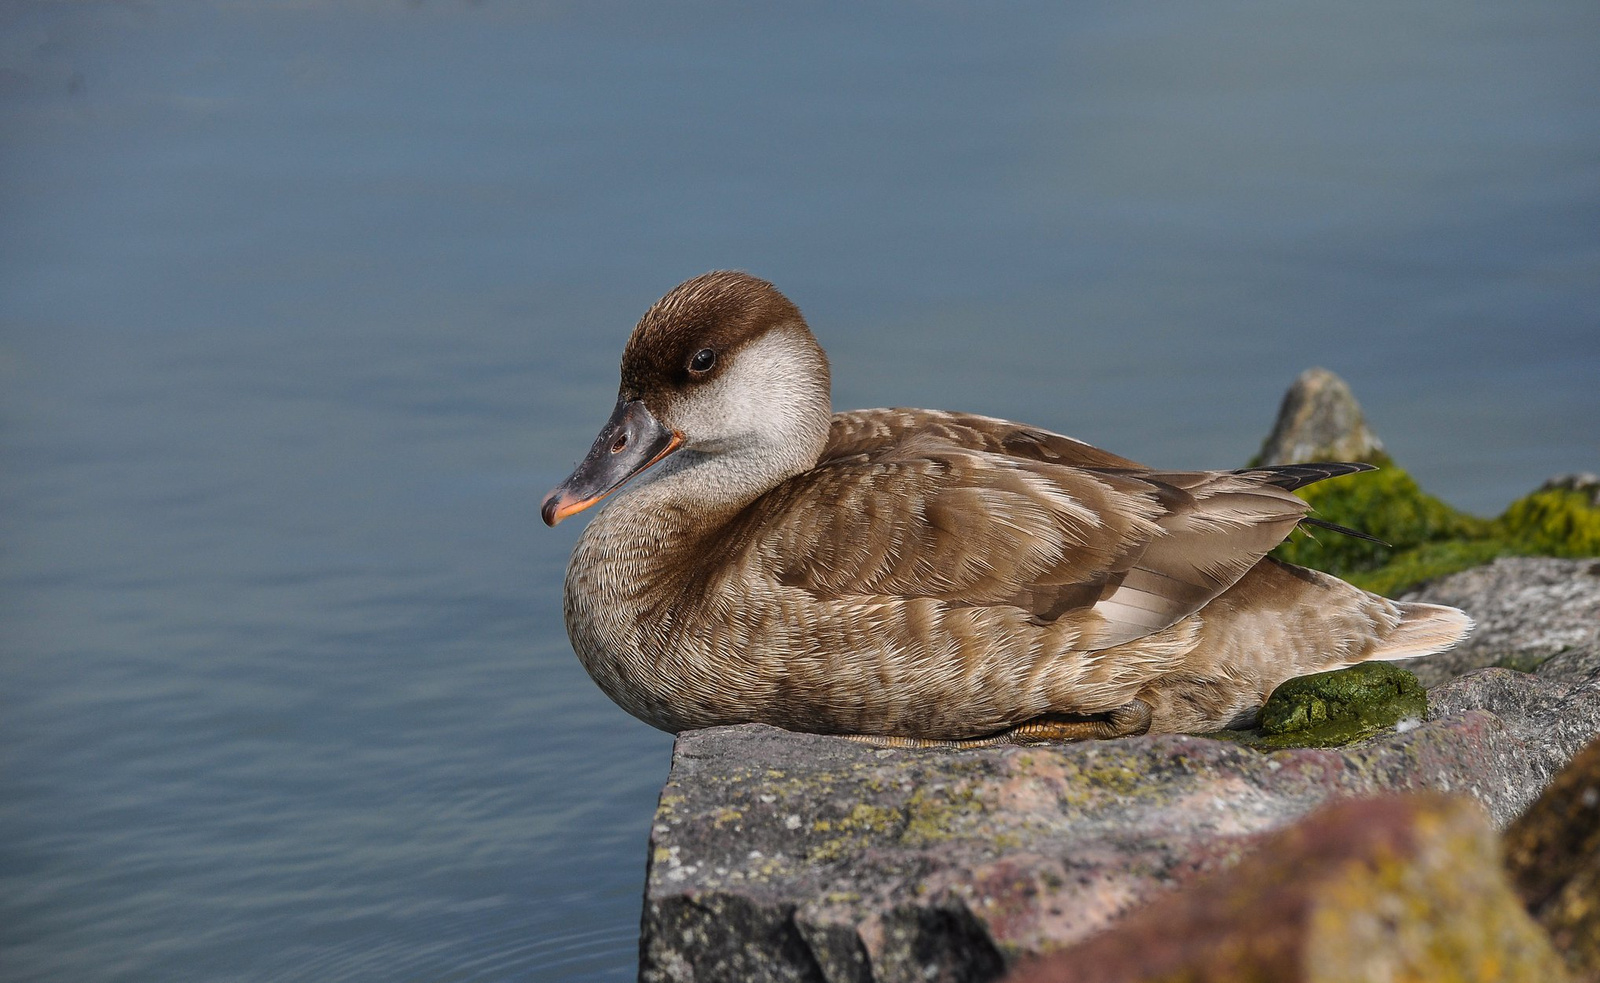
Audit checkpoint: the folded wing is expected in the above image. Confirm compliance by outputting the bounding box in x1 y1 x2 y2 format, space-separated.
728 410 1332 650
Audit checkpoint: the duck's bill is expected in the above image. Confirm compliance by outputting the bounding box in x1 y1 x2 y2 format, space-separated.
541 398 683 526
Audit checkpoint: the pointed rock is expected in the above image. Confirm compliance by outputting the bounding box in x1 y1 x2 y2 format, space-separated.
1256 368 1385 466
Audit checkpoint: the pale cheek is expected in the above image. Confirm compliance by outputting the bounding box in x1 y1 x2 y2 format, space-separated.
670 338 822 448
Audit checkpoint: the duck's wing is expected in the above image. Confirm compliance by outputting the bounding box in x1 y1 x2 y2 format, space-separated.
824 408 1146 469
734 423 1333 650
1077 467 1322 645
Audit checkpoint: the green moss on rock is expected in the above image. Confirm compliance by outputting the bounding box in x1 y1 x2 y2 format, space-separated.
1258 662 1427 746
1272 464 1490 579
1344 540 1517 597
1209 663 1427 750
1270 465 1600 597
1497 486 1600 557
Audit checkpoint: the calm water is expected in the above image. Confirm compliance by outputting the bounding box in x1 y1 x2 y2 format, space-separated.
2 2 1596 980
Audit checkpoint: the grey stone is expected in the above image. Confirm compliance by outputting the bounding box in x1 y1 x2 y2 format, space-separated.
1254 368 1384 466
1402 556 1600 688
639 558 1600 983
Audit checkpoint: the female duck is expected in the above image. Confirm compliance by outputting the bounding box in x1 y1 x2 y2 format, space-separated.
541 271 1470 746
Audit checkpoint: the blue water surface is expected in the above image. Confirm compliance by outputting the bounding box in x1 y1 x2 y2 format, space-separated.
2 2 1596 980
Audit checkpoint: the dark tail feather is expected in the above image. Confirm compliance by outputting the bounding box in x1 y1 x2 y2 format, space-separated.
1235 462 1389 546
1235 461 1377 491
1299 515 1391 547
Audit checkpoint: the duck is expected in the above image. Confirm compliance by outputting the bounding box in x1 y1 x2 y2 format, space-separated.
541 271 1472 747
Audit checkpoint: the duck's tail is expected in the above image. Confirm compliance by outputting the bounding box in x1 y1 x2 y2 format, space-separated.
1360 599 1474 663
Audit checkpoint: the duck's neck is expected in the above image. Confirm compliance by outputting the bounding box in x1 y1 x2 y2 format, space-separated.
565 399 831 647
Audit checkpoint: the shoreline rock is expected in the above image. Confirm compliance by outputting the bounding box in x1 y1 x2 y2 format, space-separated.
1504 738 1600 980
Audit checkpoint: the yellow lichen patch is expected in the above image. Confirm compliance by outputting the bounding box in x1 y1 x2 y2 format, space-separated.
902 784 986 846
655 792 686 818
803 783 995 864
805 801 908 865
1074 759 1144 796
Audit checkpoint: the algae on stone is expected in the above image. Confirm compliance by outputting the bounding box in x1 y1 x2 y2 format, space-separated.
1251 370 1600 596
1259 662 1426 745
1274 459 1488 574
1272 464 1600 597
1207 663 1427 750
1499 485 1600 558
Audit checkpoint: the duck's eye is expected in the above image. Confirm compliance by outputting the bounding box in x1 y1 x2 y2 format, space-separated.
688 348 717 373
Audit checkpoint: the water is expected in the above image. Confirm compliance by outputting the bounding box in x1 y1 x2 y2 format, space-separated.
1 2 1596 980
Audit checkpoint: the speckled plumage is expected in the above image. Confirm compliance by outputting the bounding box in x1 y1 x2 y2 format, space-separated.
546 272 1472 741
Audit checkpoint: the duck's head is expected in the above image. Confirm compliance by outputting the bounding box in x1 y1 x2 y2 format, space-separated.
541 271 832 526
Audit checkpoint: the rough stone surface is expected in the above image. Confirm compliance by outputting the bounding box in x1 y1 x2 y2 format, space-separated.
1504 737 1600 981
639 559 1600 983
1254 368 1384 466
1001 794 1572 983
1402 556 1600 687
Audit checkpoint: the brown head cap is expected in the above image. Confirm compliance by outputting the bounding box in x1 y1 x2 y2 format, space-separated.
619 271 823 405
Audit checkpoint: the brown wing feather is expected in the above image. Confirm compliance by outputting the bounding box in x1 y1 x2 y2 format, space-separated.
724 409 1318 651
747 444 1165 610
823 408 1146 469
1087 472 1311 646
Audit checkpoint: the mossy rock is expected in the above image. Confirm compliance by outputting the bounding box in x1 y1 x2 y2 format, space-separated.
1271 464 1600 596
1344 539 1518 597
1497 486 1600 557
1210 663 1427 750
1272 461 1491 577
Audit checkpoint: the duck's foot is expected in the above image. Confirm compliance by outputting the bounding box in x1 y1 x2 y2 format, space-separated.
840 699 1153 749
1008 699 1154 742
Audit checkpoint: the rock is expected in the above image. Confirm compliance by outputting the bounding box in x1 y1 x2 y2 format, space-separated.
1504 737 1600 981
639 559 1600 983
1402 556 1600 687
1254 368 1384 466
1000 794 1572 983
